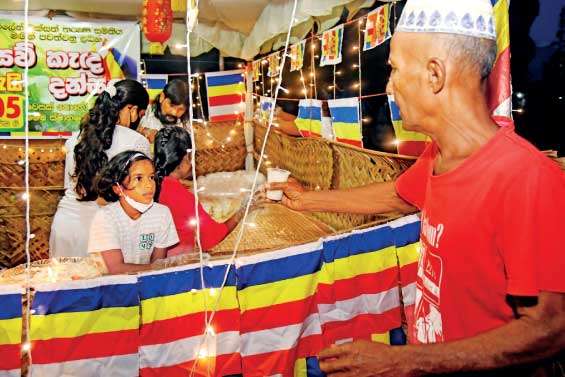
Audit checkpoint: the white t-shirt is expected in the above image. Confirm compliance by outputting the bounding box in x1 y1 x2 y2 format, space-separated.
64 125 151 191
138 105 182 131
88 202 179 264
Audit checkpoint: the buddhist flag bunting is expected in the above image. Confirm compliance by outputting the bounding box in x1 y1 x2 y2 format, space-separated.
320 24 344 66
295 99 323 137
138 262 241 377
363 4 392 51
237 242 324 376
0 285 23 377
290 40 306 72
142 74 168 100
388 95 430 156
259 95 275 123
29 276 140 376
267 52 281 77
205 69 245 122
252 60 261 82
487 0 512 118
328 97 363 148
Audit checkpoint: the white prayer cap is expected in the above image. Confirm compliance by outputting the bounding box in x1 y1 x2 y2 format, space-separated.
396 0 496 40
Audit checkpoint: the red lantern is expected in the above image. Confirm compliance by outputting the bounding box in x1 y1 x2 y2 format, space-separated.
142 0 173 54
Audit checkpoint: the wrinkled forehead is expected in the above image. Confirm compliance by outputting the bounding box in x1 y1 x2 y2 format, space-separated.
389 32 433 62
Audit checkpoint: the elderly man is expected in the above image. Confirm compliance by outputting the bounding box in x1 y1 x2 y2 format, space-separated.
270 0 565 375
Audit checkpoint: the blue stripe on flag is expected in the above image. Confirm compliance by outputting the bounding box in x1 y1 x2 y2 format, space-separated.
297 106 321 120
32 283 139 315
322 226 395 263
389 99 402 121
139 265 236 300
392 221 421 247
207 73 244 87
146 78 167 89
390 327 407 345
330 106 359 123
306 356 325 377
0 294 22 320
237 249 323 289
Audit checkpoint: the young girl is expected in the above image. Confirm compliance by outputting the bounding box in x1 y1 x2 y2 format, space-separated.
138 79 189 142
50 80 151 258
88 151 179 274
154 127 242 255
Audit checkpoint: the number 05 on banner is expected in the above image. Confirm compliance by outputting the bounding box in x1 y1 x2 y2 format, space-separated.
0 94 23 129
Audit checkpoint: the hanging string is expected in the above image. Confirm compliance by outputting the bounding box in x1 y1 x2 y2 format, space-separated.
251 91 387 101
357 18 363 124
310 32 317 99
332 65 336 99
299 69 308 99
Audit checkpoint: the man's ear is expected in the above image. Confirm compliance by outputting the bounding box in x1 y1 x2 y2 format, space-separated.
159 92 165 103
427 57 446 94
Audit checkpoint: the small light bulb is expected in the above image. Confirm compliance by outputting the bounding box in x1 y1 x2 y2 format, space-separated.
2 145 6 149
206 326 215 336
22 342 31 352
209 288 217 296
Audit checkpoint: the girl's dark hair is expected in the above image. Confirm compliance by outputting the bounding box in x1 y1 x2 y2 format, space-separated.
73 79 149 201
96 150 152 202
153 127 192 200
153 79 190 124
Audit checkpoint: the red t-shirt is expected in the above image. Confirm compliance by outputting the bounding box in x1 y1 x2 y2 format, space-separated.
396 120 565 343
158 176 228 256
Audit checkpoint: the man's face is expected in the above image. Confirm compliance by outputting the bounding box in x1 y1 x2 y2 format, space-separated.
159 94 187 124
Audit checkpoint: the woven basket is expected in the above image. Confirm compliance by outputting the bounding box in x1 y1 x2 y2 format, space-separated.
193 120 246 175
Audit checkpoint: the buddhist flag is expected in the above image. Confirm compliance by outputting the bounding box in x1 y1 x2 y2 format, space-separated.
252 60 261 82
363 4 392 51
259 95 275 122
487 0 512 118
0 285 23 377
320 24 344 66
267 52 281 77
295 99 322 137
29 276 140 376
328 97 363 148
388 95 430 156
205 69 245 122
143 74 168 100
290 41 306 72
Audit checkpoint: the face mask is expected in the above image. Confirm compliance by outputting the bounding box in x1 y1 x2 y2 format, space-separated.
119 186 154 213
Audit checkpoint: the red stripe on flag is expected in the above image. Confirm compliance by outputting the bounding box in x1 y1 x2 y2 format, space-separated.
210 113 241 122
208 94 244 106
398 141 429 156
240 296 318 333
141 309 240 346
0 343 21 370
317 267 399 304
487 47 511 114
140 352 241 377
31 329 139 364
336 138 363 148
399 262 418 288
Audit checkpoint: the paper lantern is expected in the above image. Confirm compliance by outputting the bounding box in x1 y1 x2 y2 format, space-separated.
142 0 173 55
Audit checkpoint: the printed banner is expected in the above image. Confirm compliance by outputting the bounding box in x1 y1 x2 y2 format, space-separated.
205 69 245 122
320 24 344 66
0 285 23 377
363 4 392 51
388 94 430 156
29 276 140 376
328 97 363 148
267 52 280 78
251 60 261 82
290 40 306 72
0 15 140 137
295 99 322 137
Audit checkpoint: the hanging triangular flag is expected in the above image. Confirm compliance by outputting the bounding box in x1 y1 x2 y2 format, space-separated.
388 95 430 156
363 4 392 51
328 97 363 148
142 74 168 100
259 96 275 123
252 60 261 82
295 99 323 137
267 52 281 77
320 24 344 66
205 69 245 122
290 40 306 72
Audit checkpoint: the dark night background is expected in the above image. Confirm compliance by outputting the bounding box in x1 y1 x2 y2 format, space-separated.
143 0 565 155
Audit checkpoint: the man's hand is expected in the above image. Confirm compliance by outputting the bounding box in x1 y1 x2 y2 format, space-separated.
319 341 414 377
266 177 308 211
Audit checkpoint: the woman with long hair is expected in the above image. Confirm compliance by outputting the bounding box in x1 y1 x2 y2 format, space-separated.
153 127 243 255
138 78 189 142
50 79 150 258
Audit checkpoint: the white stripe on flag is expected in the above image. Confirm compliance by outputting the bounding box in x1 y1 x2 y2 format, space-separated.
388 214 420 229
209 103 244 117
327 97 358 108
32 274 137 292
30 354 138 377
240 313 321 356
0 369 20 377
0 284 24 295
402 282 417 306
205 69 243 78
236 240 322 267
318 285 400 325
140 331 240 369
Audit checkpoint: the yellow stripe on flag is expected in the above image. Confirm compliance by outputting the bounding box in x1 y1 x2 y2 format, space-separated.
208 83 244 97
333 122 363 140
141 287 238 324
392 121 429 142
493 0 510 60
396 243 420 268
30 306 139 341
0 318 22 345
105 51 125 80
371 331 390 345
294 357 308 377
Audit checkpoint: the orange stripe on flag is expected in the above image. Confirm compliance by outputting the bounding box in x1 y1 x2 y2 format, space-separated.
488 0 511 117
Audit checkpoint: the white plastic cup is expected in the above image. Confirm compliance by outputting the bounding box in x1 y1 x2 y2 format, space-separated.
266 168 291 201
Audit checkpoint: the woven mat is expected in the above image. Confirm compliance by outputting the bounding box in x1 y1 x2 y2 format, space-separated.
210 203 334 255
